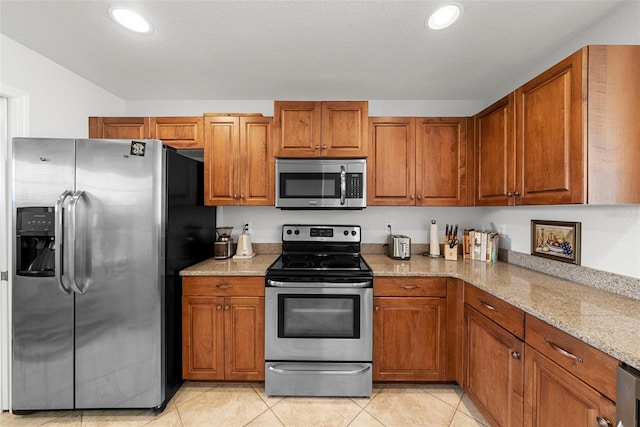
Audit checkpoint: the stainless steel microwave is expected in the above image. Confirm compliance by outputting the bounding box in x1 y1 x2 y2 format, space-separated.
275 158 366 209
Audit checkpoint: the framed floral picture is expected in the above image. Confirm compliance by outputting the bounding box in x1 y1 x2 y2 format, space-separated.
531 220 581 265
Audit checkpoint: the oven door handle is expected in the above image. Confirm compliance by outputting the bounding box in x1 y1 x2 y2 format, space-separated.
267 279 371 288
268 364 371 376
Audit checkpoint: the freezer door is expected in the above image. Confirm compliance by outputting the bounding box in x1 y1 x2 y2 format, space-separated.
11 138 75 410
74 139 164 408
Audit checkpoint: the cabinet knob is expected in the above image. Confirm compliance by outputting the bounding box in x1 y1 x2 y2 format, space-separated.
216 305 222 311
506 192 514 197
315 145 321 149
410 195 415 200
224 305 230 311
240 194 245 199
417 196 422 200
510 351 521 360
322 145 328 149
233 194 239 199
514 191 521 197
596 417 612 427
375 306 379 312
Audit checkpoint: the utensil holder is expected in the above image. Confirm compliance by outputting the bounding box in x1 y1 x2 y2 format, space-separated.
444 244 458 261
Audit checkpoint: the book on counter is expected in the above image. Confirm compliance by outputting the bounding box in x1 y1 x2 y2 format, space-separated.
463 229 499 263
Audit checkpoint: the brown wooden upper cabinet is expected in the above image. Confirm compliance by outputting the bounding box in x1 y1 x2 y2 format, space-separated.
203 114 274 206
88 116 204 149
368 117 470 206
273 101 368 157
475 45 640 206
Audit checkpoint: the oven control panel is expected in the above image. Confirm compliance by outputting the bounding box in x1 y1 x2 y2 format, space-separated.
282 224 360 242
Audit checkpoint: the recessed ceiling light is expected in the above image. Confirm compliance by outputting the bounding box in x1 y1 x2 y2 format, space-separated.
426 3 463 31
109 7 152 34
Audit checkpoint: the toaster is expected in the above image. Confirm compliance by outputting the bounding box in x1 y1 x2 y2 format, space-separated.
387 235 411 260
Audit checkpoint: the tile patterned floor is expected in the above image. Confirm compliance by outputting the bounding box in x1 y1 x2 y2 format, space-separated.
0 382 488 426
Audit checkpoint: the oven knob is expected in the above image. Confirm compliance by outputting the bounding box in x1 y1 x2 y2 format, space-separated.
286 229 292 235
344 230 349 236
294 229 300 235
351 230 357 236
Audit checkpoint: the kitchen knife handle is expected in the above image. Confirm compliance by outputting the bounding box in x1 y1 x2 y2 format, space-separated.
54 190 73 295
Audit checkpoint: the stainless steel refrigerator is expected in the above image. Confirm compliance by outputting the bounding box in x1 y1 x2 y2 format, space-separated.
11 138 216 411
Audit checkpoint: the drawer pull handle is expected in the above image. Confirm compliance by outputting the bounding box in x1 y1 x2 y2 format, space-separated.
400 285 421 290
545 338 584 363
596 416 612 427
480 300 497 312
510 351 521 360
216 284 232 289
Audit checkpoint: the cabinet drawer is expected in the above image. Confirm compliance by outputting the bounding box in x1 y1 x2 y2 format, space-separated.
375 277 447 297
525 314 618 401
183 276 265 297
464 284 524 339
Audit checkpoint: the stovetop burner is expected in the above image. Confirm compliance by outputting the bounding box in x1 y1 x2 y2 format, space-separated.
266 224 373 280
279 254 363 270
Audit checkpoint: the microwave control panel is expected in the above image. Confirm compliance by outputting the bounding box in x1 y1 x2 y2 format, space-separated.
346 173 363 198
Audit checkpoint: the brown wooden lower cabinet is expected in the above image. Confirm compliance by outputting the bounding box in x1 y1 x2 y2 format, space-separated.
373 296 447 381
465 305 524 427
524 346 616 427
182 276 264 381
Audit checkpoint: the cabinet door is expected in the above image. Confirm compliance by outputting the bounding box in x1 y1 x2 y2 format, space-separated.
373 297 447 381
149 116 203 149
182 296 225 380
416 117 469 206
273 101 321 157
465 306 524 427
203 116 240 205
368 117 416 206
475 94 515 206
524 346 616 427
321 101 368 157
224 297 265 381
516 49 585 205
240 117 274 206
88 117 150 139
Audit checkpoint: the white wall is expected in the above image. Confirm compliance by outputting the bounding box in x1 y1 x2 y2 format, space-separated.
0 34 124 137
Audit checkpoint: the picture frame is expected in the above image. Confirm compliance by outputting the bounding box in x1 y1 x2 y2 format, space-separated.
531 220 581 265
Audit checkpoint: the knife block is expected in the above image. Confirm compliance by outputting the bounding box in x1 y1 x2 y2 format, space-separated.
444 244 458 261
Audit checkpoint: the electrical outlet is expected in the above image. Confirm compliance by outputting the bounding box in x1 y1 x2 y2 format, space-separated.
246 222 252 234
385 222 393 235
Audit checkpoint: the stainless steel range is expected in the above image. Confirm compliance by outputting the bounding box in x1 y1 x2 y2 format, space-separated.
265 224 373 397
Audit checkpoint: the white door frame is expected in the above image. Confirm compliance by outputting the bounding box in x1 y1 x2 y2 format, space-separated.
0 86 29 410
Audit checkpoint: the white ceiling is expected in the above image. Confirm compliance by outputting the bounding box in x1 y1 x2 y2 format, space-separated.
0 1 626 102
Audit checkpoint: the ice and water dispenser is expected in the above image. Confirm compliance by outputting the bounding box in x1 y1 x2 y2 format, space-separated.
16 207 56 276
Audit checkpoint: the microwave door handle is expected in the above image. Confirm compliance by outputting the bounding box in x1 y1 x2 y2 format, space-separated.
340 165 346 205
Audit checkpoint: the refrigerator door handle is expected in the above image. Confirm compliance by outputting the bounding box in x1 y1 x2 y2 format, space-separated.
54 190 73 295
68 190 90 294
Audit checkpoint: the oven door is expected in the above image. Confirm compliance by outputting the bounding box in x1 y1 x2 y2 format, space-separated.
265 285 372 361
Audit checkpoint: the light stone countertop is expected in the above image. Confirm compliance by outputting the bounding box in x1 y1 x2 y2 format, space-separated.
180 254 279 276
180 253 640 371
